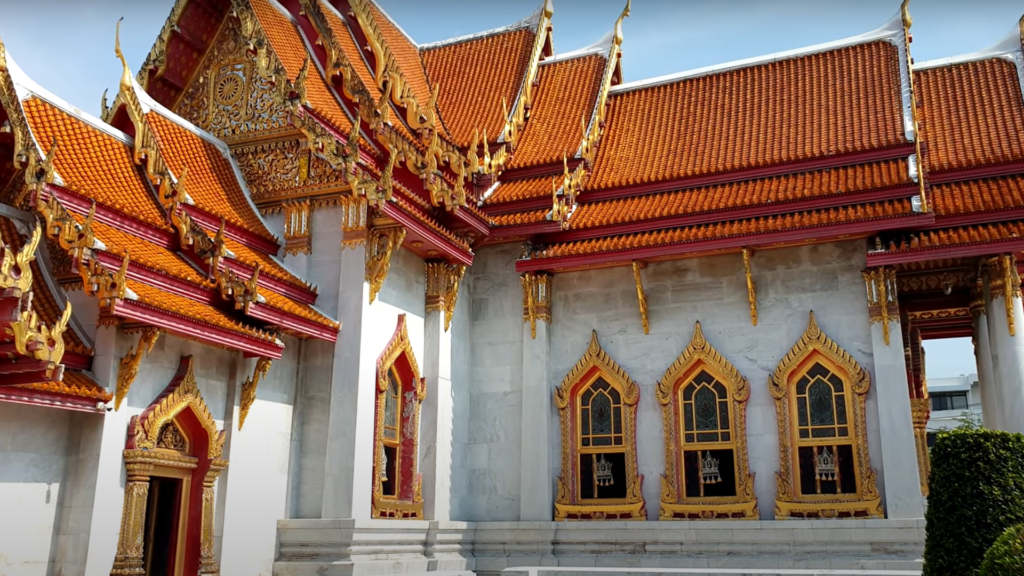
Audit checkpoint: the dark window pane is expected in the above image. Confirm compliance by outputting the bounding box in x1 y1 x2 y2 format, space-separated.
838 444 857 494
827 373 844 393
609 386 621 404
838 426 848 437
835 394 848 425
593 379 609 392
816 446 838 495
799 429 809 439
582 438 590 447
580 454 595 499
683 450 702 498
595 452 627 499
701 449 737 498
591 393 612 434
808 363 829 379
695 386 719 431
697 432 719 443
614 435 622 446
811 427 837 438
684 403 694 432
382 446 398 497
685 433 695 443
953 394 968 410
592 436 612 446
683 384 696 402
796 375 811 396
712 381 727 398
613 407 622 434
809 380 836 426
719 400 730 430
721 431 730 442
582 388 594 405
797 446 817 496
797 397 809 427
694 371 715 386
581 408 590 435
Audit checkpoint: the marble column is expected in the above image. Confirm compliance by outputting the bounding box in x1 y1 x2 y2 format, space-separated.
520 272 553 521
321 245 378 519
863 268 924 518
971 283 1000 430
421 262 463 521
985 255 1024 434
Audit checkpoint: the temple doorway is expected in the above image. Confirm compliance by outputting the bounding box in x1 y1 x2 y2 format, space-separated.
143 475 186 576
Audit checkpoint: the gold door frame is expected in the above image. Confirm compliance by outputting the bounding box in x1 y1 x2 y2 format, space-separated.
657 322 758 520
111 356 228 576
769 312 883 519
554 331 646 521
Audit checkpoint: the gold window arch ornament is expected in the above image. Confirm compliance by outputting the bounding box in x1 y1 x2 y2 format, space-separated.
111 356 227 576
770 312 883 519
657 322 757 519
554 331 646 520
371 314 426 519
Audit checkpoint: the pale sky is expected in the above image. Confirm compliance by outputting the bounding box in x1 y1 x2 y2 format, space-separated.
0 0 1010 378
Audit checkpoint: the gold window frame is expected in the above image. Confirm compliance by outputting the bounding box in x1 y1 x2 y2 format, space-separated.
371 314 426 519
657 322 758 520
770 312 883 519
554 331 646 521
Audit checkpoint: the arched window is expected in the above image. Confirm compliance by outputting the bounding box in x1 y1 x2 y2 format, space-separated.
554 332 645 520
372 315 426 519
657 322 757 519
770 312 882 519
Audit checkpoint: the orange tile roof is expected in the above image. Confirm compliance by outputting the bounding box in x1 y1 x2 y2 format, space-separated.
81 217 214 287
572 159 912 230
365 1 434 114
391 194 472 252
485 175 552 205
933 174 1024 217
318 0 382 102
259 288 338 329
531 199 914 260
916 58 1024 173
588 41 908 191
508 54 605 169
423 28 536 147
897 221 1024 251
16 371 111 403
145 112 275 241
126 279 276 342
223 237 311 291
492 209 548 228
21 98 168 229
250 0 354 135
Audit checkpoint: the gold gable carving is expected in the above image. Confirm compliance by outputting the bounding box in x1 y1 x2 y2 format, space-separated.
656 322 758 520
769 312 883 519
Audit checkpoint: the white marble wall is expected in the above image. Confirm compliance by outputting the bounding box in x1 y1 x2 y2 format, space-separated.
458 240 887 521
461 244 525 521
0 403 78 576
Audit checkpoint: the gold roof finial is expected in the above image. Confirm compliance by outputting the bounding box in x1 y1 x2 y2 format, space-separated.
900 0 912 32
543 0 554 19
1018 13 1023 48
614 0 631 47
0 33 7 73
114 18 133 92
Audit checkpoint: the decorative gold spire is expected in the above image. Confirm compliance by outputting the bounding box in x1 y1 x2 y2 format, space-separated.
365 225 406 304
114 18 133 93
239 357 272 430
115 328 161 410
614 0 631 47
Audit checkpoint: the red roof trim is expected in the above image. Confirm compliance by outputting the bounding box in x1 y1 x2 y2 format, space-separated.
113 299 284 359
61 351 93 371
491 219 561 239
45 185 177 248
580 144 918 204
928 208 1024 230
447 205 491 237
180 204 281 255
543 185 921 244
499 158 582 183
382 203 474 266
866 236 1024 267
928 162 1024 185
517 213 934 273
247 302 338 342
0 387 106 413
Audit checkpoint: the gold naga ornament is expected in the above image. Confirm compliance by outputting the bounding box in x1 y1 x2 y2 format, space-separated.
554 331 646 521
365 224 406 304
657 322 758 520
769 312 882 519
521 271 552 339
863 267 899 345
115 327 162 410
239 357 273 430
425 261 466 332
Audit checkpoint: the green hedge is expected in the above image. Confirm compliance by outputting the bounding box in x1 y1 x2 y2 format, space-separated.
923 429 1024 575
981 524 1024 575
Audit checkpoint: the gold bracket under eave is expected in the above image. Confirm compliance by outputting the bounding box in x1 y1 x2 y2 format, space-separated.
631 261 649 334
742 248 757 326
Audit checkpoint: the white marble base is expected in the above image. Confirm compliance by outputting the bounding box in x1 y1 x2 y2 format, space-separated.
274 519 923 576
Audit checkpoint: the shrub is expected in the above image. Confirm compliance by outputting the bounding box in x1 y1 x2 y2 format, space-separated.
923 428 1024 576
981 524 1024 575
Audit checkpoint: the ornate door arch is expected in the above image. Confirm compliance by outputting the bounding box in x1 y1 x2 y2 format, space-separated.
371 315 426 519
110 356 227 576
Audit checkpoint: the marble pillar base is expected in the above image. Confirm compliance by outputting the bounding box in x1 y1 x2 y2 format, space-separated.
274 519 923 576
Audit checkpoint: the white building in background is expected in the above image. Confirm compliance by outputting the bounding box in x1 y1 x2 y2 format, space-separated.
925 373 982 445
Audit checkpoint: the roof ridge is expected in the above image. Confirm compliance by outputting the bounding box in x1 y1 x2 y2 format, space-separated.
366 0 418 47
419 4 545 50
611 8 905 94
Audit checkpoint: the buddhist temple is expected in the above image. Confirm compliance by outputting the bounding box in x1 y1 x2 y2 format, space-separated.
0 0 1022 573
